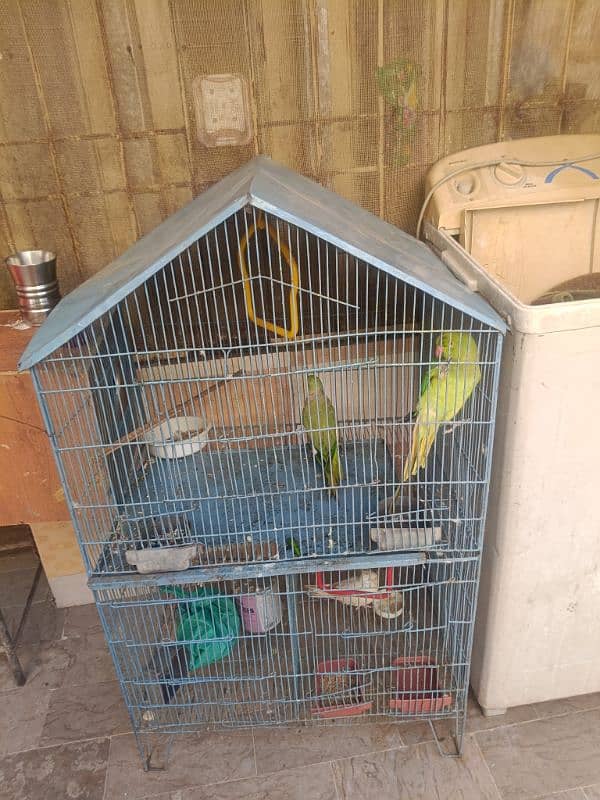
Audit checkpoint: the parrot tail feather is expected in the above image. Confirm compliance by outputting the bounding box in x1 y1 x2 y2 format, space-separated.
330 448 342 486
403 422 439 480
324 446 342 494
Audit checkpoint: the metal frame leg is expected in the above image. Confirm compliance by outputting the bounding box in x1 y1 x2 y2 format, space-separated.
429 715 464 758
0 607 26 686
136 729 175 771
430 688 468 758
0 561 42 686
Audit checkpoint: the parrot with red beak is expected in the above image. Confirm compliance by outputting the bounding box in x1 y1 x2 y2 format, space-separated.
402 332 481 480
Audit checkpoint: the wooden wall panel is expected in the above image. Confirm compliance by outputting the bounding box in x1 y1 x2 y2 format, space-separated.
132 0 187 131
66 0 118 136
0 0 598 308
172 1 255 188
507 0 572 105
0 372 70 524
567 0 600 100
18 1 103 138
252 0 316 174
0 1 46 142
443 0 508 152
563 0 600 134
503 1 573 139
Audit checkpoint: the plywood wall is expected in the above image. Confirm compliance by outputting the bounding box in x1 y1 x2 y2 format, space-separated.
0 0 599 308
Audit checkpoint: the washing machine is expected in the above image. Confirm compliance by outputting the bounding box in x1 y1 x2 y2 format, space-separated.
422 134 600 714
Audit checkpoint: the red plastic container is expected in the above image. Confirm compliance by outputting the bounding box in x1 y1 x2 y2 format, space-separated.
388 656 453 714
312 659 373 719
315 567 394 599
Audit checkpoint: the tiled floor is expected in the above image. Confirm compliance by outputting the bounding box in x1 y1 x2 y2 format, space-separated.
2 554 600 799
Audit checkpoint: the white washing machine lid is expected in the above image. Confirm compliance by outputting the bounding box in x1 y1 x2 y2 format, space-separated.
426 134 600 233
423 135 600 332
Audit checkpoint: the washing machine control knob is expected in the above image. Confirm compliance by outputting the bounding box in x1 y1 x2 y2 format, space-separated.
494 161 525 185
455 173 477 195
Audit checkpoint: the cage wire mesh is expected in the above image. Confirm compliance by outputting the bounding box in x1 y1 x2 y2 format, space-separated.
93 556 479 763
33 204 502 575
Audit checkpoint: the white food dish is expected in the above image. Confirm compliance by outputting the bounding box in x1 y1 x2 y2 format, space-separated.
147 416 211 459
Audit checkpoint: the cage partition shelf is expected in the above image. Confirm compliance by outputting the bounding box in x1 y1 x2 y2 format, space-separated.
103 438 393 570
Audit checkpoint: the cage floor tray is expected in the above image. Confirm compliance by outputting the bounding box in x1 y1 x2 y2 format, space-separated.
117 439 393 559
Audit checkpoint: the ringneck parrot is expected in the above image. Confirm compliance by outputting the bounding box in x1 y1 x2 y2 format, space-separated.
302 374 342 492
402 332 481 480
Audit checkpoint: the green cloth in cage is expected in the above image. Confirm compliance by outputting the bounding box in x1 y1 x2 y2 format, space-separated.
166 585 240 670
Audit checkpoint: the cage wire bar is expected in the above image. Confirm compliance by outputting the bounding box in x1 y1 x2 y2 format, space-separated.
24 159 504 768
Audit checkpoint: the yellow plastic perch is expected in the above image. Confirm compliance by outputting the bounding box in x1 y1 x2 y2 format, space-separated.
237 213 300 340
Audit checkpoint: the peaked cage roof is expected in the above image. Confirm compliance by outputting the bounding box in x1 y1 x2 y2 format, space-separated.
19 156 504 370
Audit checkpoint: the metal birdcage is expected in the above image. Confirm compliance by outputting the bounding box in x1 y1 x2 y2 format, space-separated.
21 157 504 768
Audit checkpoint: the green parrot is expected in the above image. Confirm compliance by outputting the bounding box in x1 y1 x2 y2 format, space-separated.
402 332 481 480
302 374 342 491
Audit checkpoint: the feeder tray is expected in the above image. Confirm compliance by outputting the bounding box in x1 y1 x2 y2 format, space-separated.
201 541 280 564
370 526 442 550
388 656 453 713
314 567 394 598
312 568 405 619
311 659 372 719
126 543 200 574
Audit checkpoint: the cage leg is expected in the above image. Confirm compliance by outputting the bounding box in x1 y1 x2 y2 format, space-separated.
285 572 301 704
453 710 467 755
452 685 472 756
428 714 465 758
135 730 174 771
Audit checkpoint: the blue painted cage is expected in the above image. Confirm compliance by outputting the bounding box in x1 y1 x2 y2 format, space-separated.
21 157 504 767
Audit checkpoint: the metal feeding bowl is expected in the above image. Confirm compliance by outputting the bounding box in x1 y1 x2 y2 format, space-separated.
5 249 61 325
